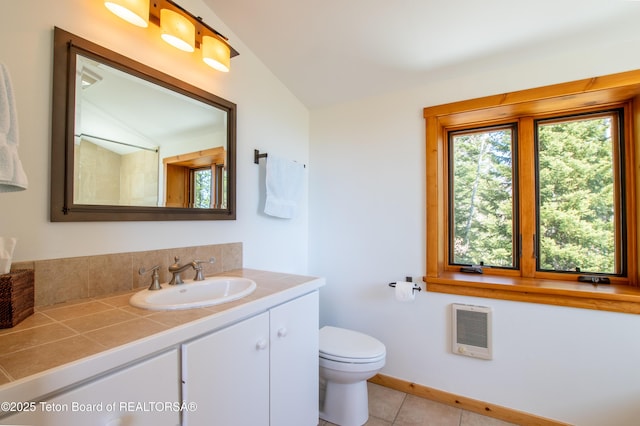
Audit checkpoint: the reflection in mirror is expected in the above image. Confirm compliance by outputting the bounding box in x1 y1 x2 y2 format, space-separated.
74 55 228 209
51 27 236 221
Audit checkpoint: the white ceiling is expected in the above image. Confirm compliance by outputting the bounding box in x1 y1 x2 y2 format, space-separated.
78 55 226 155
203 0 640 108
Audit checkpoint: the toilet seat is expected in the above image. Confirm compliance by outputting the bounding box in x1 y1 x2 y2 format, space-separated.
319 326 386 364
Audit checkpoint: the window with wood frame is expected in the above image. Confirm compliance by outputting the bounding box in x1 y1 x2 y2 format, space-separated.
163 147 226 208
424 70 640 314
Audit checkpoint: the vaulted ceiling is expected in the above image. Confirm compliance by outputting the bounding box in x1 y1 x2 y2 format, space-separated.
203 0 640 108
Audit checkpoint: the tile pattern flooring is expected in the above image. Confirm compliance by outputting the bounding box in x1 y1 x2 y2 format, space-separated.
320 382 518 426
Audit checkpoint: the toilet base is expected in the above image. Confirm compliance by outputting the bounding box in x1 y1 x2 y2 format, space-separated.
319 379 369 426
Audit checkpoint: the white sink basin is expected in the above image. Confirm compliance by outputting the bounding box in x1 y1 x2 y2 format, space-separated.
129 277 257 310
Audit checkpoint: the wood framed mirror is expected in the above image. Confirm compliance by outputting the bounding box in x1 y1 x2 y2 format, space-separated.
51 27 236 221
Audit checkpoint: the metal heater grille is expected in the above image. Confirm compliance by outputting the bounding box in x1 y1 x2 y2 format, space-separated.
451 304 492 360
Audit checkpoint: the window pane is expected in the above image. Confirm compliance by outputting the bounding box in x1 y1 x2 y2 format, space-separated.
536 113 620 274
193 168 212 208
450 127 516 268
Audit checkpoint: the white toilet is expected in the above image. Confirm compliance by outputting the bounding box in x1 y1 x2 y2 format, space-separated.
319 326 386 426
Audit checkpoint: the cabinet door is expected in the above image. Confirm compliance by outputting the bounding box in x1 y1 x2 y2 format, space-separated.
3 350 180 426
182 311 270 426
270 291 319 426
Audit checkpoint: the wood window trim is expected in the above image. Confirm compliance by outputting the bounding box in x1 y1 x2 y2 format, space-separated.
163 147 226 208
424 70 640 314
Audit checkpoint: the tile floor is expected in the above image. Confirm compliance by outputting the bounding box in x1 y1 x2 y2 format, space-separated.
319 382 518 426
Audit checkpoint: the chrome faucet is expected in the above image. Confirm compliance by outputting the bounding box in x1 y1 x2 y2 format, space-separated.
168 257 215 285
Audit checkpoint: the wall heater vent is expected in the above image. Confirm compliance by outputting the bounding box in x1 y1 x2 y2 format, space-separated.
451 303 492 360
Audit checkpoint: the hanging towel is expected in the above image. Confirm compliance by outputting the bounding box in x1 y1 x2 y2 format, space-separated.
0 63 28 192
264 155 305 219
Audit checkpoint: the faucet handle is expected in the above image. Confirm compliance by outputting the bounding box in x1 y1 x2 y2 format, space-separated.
193 257 215 281
139 265 162 291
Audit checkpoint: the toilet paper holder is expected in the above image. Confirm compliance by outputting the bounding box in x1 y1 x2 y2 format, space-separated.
388 282 422 293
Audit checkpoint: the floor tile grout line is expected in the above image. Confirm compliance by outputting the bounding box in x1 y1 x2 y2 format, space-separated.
391 391 408 425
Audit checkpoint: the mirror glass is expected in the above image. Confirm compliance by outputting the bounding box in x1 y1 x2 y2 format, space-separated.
51 28 236 221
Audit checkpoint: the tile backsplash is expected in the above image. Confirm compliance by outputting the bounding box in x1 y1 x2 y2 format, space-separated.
10 243 242 307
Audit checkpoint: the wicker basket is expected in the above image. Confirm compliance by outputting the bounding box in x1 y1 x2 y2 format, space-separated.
0 269 34 328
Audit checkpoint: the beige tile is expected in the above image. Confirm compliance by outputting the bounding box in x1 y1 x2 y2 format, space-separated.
88 252 133 297
319 397 514 426
37 297 96 312
146 308 213 327
34 257 90 306
365 416 394 426
395 395 462 426
10 261 34 271
119 304 156 317
236 269 284 281
202 287 273 314
221 242 243 271
368 382 406 422
165 247 223 283
320 418 391 426
0 323 77 354
256 277 303 292
84 317 168 348
132 249 172 288
169 247 199 271
40 300 113 321
193 245 223 276
246 284 279 300
0 335 105 380
461 410 519 426
0 312 54 336
99 292 137 308
0 366 11 384
62 308 137 333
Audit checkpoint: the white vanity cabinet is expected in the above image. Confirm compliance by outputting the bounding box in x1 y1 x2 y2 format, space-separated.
0 273 324 426
3 349 180 426
182 290 319 426
270 290 319 426
182 311 270 425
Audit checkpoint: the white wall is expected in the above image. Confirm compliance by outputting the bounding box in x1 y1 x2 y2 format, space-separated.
0 0 309 273
309 20 640 426
5 1 640 424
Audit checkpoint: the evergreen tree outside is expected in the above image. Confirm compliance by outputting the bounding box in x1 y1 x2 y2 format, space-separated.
449 112 620 274
193 168 212 208
537 115 616 274
450 127 515 267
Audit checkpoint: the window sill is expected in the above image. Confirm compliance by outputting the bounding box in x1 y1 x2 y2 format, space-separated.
425 273 640 314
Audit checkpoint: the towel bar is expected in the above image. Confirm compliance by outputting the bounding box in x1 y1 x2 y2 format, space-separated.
254 149 268 164
254 149 306 167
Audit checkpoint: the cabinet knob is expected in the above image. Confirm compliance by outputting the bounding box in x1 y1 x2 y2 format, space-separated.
277 328 288 338
256 338 268 350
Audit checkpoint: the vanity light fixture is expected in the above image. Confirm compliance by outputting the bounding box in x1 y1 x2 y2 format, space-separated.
202 35 230 72
104 0 150 28
160 8 195 52
104 0 238 71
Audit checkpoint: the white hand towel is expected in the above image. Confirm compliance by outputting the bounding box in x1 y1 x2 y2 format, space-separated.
0 63 28 192
264 155 305 219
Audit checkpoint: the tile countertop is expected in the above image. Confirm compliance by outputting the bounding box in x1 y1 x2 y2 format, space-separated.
0 269 324 404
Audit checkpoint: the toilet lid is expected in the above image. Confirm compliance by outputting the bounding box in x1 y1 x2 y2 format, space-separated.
319 326 386 362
